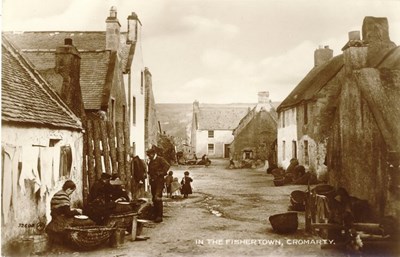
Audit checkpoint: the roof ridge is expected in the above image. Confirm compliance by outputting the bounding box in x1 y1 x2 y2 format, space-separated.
2 36 82 130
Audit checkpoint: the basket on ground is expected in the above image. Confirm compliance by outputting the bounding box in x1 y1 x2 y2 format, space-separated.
312 184 335 198
273 177 285 186
269 212 298 234
290 190 306 211
104 211 137 229
65 226 116 251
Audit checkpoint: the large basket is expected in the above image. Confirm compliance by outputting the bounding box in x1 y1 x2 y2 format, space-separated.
104 211 137 229
312 184 335 198
65 226 116 251
290 190 306 211
269 212 298 234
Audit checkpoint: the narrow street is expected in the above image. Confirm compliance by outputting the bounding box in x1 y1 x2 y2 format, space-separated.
49 159 344 257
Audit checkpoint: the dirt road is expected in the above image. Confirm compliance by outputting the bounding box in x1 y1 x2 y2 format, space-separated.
48 159 345 257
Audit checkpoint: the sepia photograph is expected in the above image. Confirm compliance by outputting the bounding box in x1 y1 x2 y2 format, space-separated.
1 0 400 256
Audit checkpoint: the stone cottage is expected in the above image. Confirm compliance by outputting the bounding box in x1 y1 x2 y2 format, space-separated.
278 16 400 220
1 38 83 244
230 92 278 164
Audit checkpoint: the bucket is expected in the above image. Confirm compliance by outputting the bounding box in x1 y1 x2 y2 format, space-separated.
30 234 49 254
109 228 126 248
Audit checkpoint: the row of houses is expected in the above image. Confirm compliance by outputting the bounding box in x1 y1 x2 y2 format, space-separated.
1 7 160 244
190 16 399 221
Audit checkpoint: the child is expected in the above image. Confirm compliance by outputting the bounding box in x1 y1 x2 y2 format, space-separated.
170 177 181 199
165 171 174 198
180 171 193 198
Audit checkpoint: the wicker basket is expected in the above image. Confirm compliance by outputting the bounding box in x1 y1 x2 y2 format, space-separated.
104 211 137 229
65 226 116 251
312 184 335 198
273 177 285 186
269 212 298 234
290 190 306 211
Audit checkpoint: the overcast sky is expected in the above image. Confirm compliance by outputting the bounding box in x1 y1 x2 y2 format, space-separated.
2 0 400 103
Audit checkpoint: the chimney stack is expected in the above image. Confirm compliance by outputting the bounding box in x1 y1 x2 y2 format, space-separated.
106 6 121 51
55 38 85 120
314 45 333 67
127 12 141 44
258 91 269 104
193 100 200 114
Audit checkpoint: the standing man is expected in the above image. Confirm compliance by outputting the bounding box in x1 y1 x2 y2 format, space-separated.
146 148 170 223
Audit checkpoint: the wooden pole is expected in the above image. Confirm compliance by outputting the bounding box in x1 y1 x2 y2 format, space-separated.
116 122 126 182
100 120 111 174
93 120 103 178
87 120 96 189
124 120 131 192
82 120 89 206
107 122 118 174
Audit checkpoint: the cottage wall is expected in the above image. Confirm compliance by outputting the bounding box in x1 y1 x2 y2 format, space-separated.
144 69 159 149
1 125 83 242
231 111 277 162
125 30 145 158
277 108 297 169
195 130 232 158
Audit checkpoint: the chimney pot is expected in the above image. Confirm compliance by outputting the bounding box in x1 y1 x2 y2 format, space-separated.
314 46 333 67
64 38 73 45
348 31 361 41
258 91 269 104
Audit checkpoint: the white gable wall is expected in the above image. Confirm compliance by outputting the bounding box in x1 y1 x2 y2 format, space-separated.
1 125 83 242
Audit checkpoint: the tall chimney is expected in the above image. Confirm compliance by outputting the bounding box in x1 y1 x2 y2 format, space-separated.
127 12 141 44
258 91 269 104
106 6 121 51
314 45 333 66
55 38 86 120
193 100 200 114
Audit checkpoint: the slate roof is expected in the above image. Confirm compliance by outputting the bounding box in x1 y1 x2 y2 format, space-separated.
197 104 253 130
3 31 133 110
277 55 344 111
1 40 82 130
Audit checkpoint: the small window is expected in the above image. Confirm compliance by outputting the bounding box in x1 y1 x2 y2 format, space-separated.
282 141 286 160
123 105 126 123
132 96 136 125
208 130 214 138
110 98 115 124
208 144 214 154
292 141 297 159
282 111 286 128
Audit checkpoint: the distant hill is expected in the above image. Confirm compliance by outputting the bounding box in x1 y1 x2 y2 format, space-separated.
156 103 193 141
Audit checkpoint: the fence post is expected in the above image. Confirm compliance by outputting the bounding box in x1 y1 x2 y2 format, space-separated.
87 120 96 189
116 122 126 182
93 120 103 179
107 122 118 174
100 120 111 174
124 121 131 192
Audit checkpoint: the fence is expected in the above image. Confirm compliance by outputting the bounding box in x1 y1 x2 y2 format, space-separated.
82 120 133 204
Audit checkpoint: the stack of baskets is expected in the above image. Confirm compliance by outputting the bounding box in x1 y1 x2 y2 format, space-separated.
65 226 116 251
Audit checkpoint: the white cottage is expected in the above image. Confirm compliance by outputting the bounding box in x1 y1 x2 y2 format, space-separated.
190 101 253 158
1 38 83 244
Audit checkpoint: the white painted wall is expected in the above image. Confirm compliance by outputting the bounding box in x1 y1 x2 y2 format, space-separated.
124 24 146 159
1 125 83 241
196 130 233 158
277 108 297 169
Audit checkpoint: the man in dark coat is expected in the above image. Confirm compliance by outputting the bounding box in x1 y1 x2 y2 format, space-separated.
147 148 170 222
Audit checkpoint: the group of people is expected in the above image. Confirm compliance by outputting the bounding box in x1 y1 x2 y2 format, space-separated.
45 172 131 242
164 170 193 198
46 146 195 244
